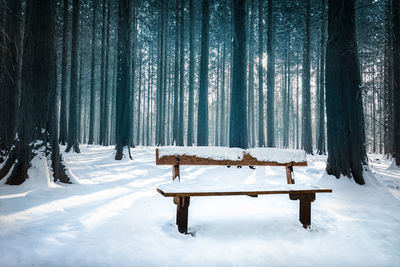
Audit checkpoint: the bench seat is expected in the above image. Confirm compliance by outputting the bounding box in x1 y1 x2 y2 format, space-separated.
157 182 332 233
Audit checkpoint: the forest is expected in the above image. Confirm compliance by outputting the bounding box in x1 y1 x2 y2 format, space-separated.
0 0 399 185
0 0 400 266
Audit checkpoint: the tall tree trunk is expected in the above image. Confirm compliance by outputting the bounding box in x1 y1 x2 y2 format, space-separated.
248 0 255 147
283 35 290 148
229 0 248 149
99 0 106 145
197 0 210 146
220 38 226 146
187 0 195 146
302 0 313 154
317 0 326 155
77 55 83 143
172 0 180 145
178 0 185 146
325 0 367 185
0 0 22 152
266 0 275 147
115 0 132 160
136 50 142 145
88 0 97 145
258 0 265 147
59 0 69 146
65 0 81 153
384 0 394 156
0 0 71 185
104 0 112 146
393 0 400 165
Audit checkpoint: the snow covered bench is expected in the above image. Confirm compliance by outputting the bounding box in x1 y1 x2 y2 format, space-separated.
155 147 332 234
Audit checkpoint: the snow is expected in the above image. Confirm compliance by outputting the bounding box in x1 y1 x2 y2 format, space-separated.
0 146 399 266
158 146 307 163
158 146 245 161
158 181 330 194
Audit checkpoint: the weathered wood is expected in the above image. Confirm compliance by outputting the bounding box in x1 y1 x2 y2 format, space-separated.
289 193 315 228
157 188 331 197
156 149 307 167
285 164 295 184
176 196 190 234
172 165 180 181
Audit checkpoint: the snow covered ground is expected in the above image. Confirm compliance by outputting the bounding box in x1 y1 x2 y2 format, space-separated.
0 146 399 266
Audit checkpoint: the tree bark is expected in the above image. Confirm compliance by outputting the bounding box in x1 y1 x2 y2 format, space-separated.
325 0 367 185
0 0 22 152
65 0 81 153
302 0 313 154
197 0 210 146
88 0 97 145
258 0 265 147
187 0 195 146
178 0 185 146
115 0 132 160
229 0 248 149
59 0 69 146
317 0 326 155
0 0 71 185
393 0 400 165
266 0 275 147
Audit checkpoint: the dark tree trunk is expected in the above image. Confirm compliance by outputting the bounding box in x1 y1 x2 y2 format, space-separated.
172 0 180 145
178 0 185 146
0 0 22 152
187 0 195 146
325 0 367 185
104 0 112 146
59 0 69 146
283 35 290 148
88 0 97 145
317 0 326 155
247 0 255 147
220 38 227 146
0 0 71 185
197 0 210 146
393 0 400 165
266 0 275 147
99 0 106 145
258 0 265 147
65 0 80 153
136 50 142 146
115 0 132 160
302 0 313 154
384 0 394 156
229 0 248 149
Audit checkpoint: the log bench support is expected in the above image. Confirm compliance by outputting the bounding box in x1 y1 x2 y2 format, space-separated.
176 196 190 233
289 193 315 228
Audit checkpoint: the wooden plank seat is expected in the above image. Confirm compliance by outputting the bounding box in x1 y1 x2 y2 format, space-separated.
155 147 332 234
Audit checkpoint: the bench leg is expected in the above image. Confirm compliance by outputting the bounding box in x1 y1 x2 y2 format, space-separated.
176 196 190 234
290 193 315 228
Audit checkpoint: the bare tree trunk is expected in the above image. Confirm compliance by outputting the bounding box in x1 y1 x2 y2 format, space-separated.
266 0 275 147
65 0 81 153
88 0 97 145
59 0 69 146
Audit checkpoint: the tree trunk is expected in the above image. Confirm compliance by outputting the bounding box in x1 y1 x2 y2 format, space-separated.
88 0 97 145
229 0 248 149
187 0 195 146
65 0 81 153
0 0 22 152
0 0 71 185
197 0 210 146
248 0 255 147
178 0 185 146
302 0 313 154
317 0 326 155
104 0 112 146
115 0 132 160
384 0 394 156
393 0 400 165
258 0 265 147
266 0 275 147
325 0 367 185
59 0 69 146
99 0 106 145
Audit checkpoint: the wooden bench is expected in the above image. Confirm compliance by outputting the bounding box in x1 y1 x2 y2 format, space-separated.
155 147 332 234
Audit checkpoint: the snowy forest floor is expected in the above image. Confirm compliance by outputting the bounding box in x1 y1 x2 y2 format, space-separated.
0 146 399 266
